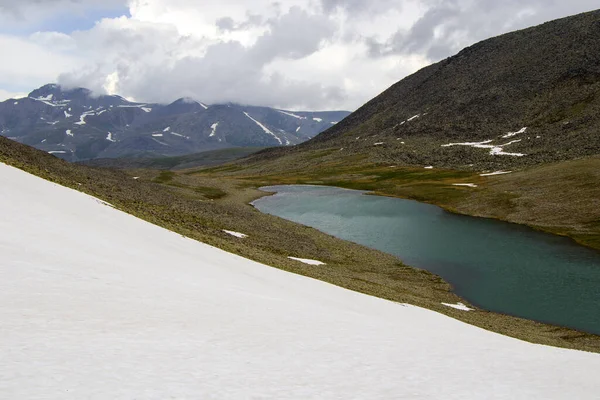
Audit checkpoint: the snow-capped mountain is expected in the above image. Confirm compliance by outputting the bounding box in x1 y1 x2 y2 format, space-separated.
0 84 350 161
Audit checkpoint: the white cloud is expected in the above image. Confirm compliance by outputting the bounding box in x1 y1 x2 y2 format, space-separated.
0 34 83 91
29 31 77 52
0 89 28 101
1 0 599 110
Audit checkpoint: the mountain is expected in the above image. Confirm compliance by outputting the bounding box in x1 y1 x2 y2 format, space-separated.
0 84 350 161
245 9 600 172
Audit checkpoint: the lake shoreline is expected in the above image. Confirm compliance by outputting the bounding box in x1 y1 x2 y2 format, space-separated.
252 184 600 338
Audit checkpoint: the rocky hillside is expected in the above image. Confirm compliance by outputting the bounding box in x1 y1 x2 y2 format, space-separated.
247 9 600 172
0 84 349 161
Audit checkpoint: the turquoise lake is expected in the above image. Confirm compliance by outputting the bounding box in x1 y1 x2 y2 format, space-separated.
252 185 600 335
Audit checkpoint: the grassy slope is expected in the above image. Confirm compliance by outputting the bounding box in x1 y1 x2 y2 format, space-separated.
276 10 600 171
2 136 600 352
210 148 600 251
81 147 265 170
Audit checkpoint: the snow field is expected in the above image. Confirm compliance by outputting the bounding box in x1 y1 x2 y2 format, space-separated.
1 163 599 399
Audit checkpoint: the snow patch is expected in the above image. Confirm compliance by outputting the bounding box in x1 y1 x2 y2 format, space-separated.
223 230 248 238
442 302 474 311
296 126 301 133
48 150 67 154
288 257 325 266
278 110 306 120
65 130 73 137
152 134 163 137
502 127 527 139
2 163 599 399
75 111 95 126
30 97 65 108
97 109 107 116
170 132 189 139
424 166 434 169
64 110 72 118
374 142 384 146
480 171 513 176
141 107 152 113
312 117 323 122
163 127 171 132
199 102 208 110
442 139 526 157
407 114 420 122
243 112 283 145
210 122 219 137
106 132 116 142
452 183 478 188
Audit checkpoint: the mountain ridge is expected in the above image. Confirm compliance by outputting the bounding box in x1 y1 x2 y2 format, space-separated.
0 83 350 161
243 9 600 172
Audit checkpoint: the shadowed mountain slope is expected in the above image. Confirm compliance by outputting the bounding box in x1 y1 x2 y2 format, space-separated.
245 9 600 172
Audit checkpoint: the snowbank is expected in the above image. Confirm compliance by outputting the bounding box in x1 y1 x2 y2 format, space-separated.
442 302 474 311
288 256 325 266
1 163 599 399
452 183 478 188
224 230 248 238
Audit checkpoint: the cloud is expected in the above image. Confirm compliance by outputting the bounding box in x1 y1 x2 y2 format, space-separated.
2 0 600 110
29 31 77 51
366 0 600 61
58 7 343 109
0 34 82 90
321 0 406 15
216 14 264 32
0 0 125 13
0 88 29 101
250 7 334 63
0 0 128 35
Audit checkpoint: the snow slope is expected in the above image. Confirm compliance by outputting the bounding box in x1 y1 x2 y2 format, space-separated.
0 162 599 399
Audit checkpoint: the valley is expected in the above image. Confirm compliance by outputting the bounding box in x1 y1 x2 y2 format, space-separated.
210 152 600 251
2 4 600 398
3 135 600 353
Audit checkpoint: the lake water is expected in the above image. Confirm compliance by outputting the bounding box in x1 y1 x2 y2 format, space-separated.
252 185 600 335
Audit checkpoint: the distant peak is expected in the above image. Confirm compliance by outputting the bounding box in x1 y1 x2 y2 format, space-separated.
28 84 95 102
28 83 62 97
175 97 199 104
166 97 208 109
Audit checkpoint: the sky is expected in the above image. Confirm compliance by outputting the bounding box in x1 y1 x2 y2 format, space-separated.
0 0 598 110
